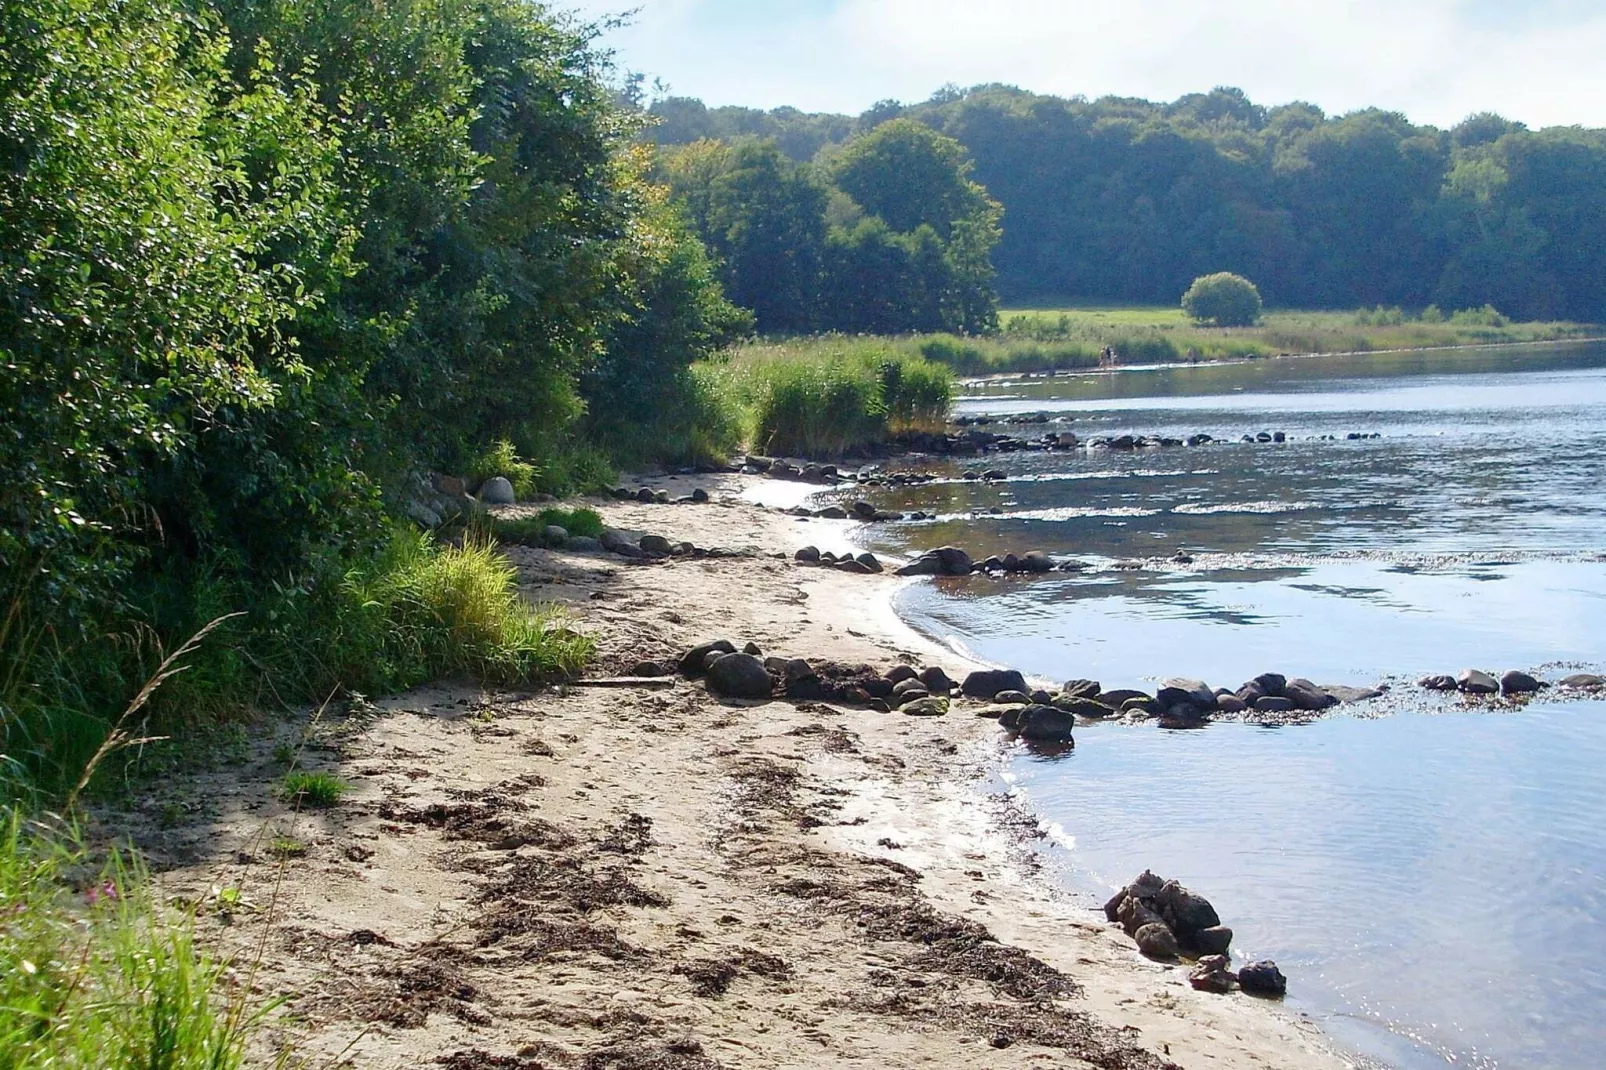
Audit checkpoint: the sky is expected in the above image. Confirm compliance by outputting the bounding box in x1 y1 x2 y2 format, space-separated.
562 0 1606 129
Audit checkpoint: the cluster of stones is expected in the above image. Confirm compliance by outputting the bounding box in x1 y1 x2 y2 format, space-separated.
893 545 1086 577
405 473 525 529
1418 668 1602 696
972 674 1378 732
793 546 885 574
657 640 958 716
1104 871 1287 998
605 485 711 505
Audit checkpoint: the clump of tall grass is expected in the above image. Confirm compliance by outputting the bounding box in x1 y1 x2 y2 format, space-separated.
0 813 264 1068
2 528 592 802
466 439 541 500
707 336 953 457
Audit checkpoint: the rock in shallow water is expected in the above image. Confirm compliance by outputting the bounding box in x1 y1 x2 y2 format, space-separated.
1015 705 1075 743
1237 960 1288 998
1500 669 1541 695
962 668 1028 700
1458 669 1500 695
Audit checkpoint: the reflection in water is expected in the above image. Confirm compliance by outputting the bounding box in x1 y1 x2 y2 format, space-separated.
847 342 1606 1070
1006 702 1606 1070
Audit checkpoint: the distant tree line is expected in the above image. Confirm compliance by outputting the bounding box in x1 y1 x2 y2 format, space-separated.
647 86 1606 322
653 119 1002 335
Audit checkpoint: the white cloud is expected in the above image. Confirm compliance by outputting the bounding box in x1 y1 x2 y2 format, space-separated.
566 0 1606 129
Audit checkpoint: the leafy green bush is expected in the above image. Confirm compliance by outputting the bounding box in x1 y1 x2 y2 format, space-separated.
467 441 540 500
1182 273 1264 326
1450 304 1507 327
0 813 263 1067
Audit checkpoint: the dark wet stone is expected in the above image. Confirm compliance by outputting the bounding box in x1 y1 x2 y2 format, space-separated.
918 666 955 694
886 665 919 684
1254 696 1295 713
1253 673 1287 696
1419 674 1458 691
1016 705 1075 743
962 669 1028 700
1457 669 1500 695
1062 679 1102 699
1189 926 1234 957
795 546 820 563
1500 670 1541 695
993 690 1031 705
1134 921 1178 959
1238 961 1287 998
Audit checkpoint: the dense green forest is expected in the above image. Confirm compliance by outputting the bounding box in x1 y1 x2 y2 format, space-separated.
0 0 746 797
653 119 1002 334
647 86 1606 322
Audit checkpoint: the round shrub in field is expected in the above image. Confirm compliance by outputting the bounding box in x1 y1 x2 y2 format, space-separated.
1181 273 1263 327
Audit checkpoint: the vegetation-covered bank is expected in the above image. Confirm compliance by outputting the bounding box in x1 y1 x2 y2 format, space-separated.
0 0 711 806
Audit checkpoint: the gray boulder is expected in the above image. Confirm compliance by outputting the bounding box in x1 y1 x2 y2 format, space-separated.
679 640 736 677
855 552 884 573
544 524 570 545
1457 669 1500 695
705 653 774 699
962 668 1028 700
1500 670 1541 695
1254 696 1295 713
1419 674 1458 691
1253 673 1287 696
795 546 821 563
1560 673 1605 690
1016 705 1075 744
1215 694 1248 714
886 665 920 684
1062 679 1102 699
1133 922 1179 960
1051 695 1118 718
1020 551 1055 573
1099 689 1149 708
918 666 955 694
478 476 516 505
1190 925 1234 957
406 500 443 529
1283 678 1337 711
896 546 974 577
639 534 674 555
993 690 1031 705
891 677 929 697
566 535 602 553
1158 678 1215 708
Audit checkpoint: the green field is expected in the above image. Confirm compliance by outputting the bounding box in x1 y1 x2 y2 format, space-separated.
994 304 1599 372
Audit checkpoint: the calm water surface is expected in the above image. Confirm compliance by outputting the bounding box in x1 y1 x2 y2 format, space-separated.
832 343 1606 1070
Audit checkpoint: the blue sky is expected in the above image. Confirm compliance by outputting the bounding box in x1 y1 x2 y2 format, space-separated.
564 0 1606 129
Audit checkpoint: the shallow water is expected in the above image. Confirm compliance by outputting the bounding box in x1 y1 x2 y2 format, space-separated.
842 342 1606 1070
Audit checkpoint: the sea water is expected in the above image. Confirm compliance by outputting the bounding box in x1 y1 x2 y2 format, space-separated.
837 342 1606 1070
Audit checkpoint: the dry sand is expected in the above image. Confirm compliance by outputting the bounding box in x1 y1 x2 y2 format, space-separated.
127 474 1360 1069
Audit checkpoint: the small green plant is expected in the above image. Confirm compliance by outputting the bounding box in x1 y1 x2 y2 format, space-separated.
492 508 606 546
272 741 296 766
268 836 307 859
278 771 348 809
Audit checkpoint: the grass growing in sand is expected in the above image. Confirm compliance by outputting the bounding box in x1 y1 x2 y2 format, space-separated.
278 771 348 809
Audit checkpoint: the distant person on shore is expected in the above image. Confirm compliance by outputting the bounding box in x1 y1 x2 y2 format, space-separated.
1186 347 1199 364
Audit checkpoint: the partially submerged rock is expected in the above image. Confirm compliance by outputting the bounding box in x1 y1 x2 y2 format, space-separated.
1457 668 1500 695
1237 960 1288 998
961 668 1028 700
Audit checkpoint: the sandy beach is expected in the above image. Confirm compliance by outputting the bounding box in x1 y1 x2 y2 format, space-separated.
128 473 1358 1070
